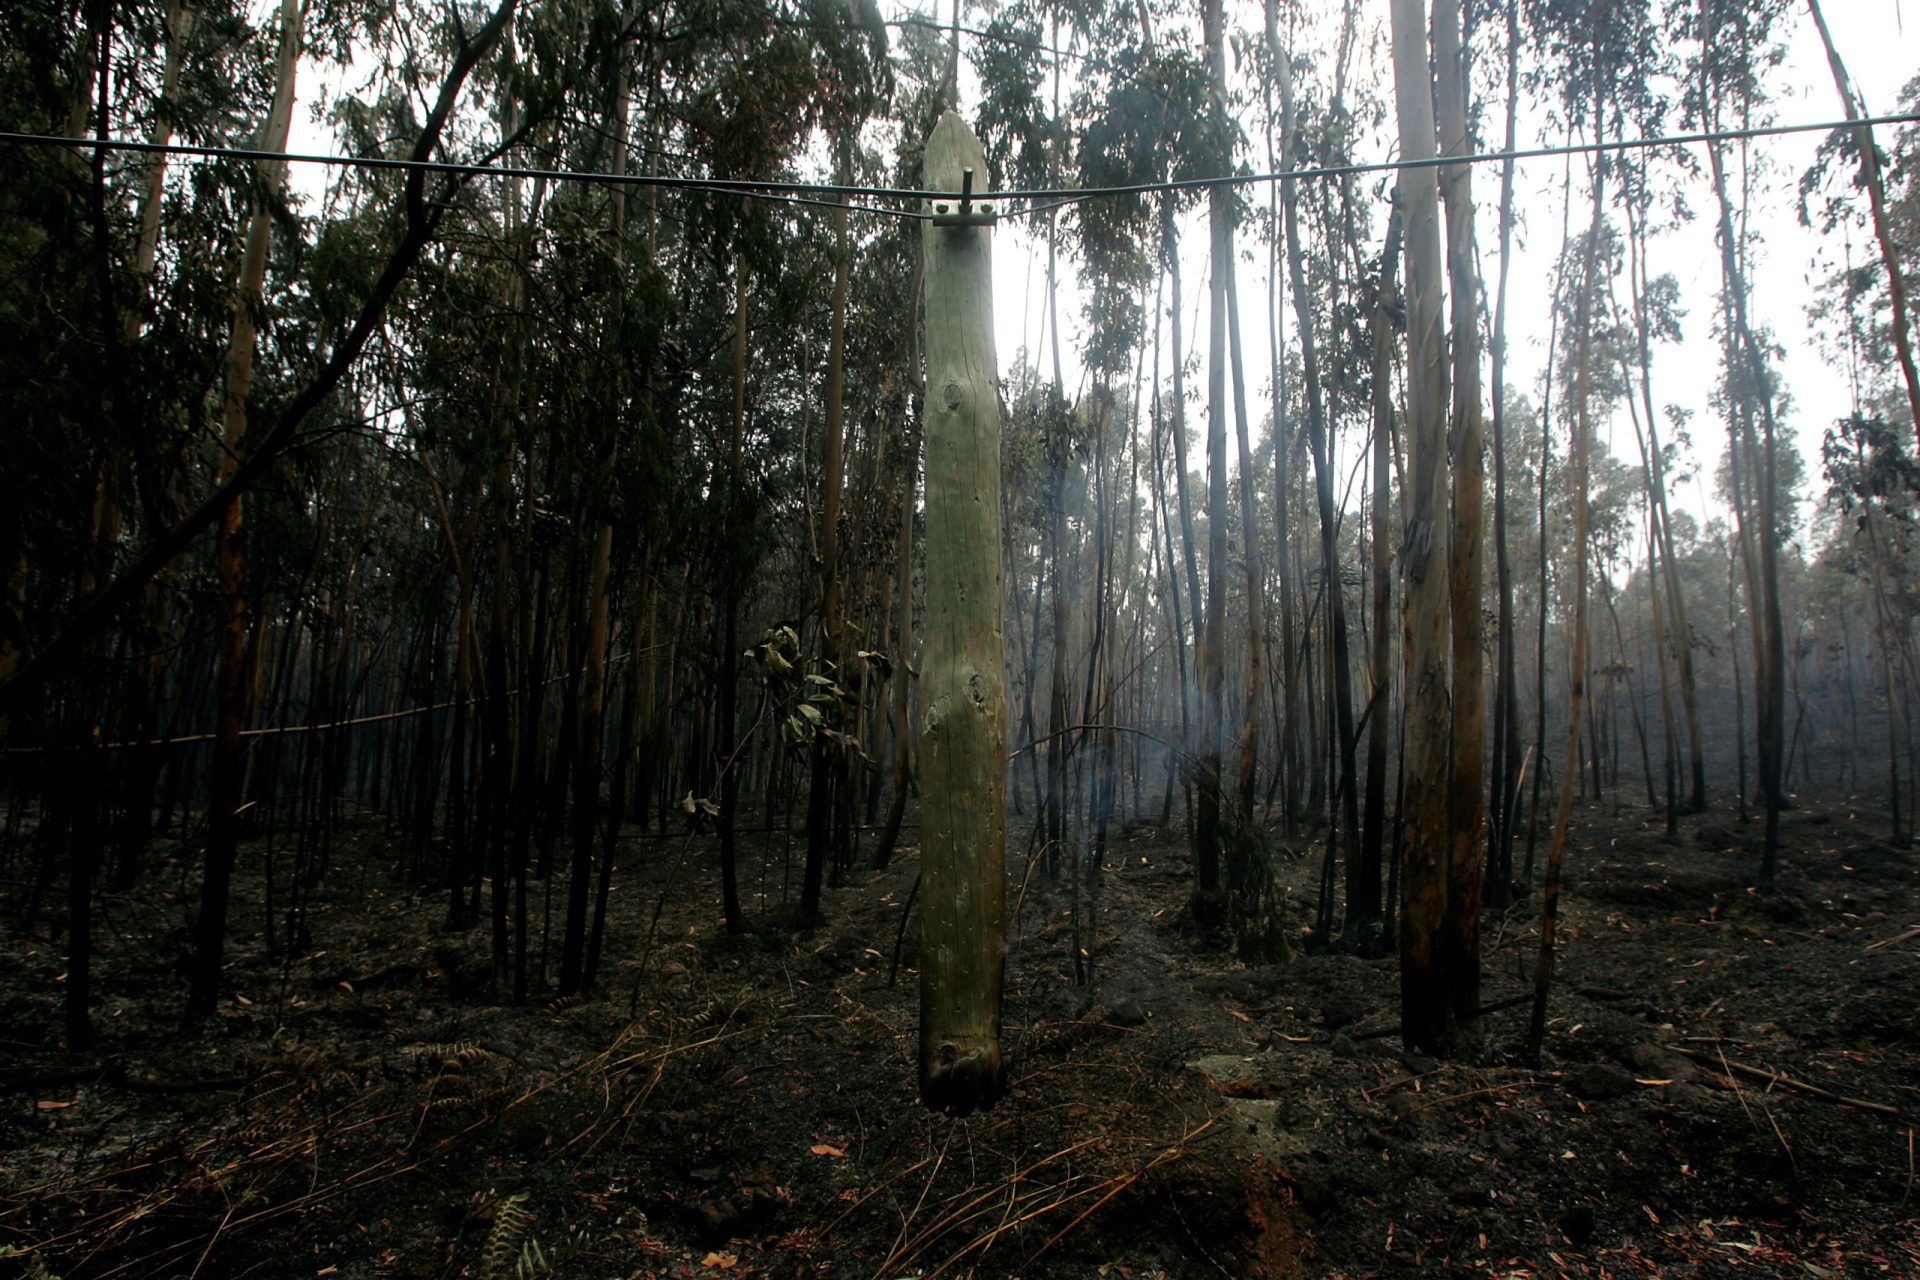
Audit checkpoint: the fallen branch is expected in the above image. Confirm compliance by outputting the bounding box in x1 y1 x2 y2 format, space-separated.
1665 1045 1902 1117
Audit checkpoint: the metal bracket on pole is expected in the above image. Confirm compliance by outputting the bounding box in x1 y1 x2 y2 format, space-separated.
931 167 996 228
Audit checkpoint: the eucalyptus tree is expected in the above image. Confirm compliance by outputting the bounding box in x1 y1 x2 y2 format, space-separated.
0 0 521 731
189 0 305 1023
1 0 527 1033
1804 1 1920 447
976 0 1077 879
1821 416 1920 838
1688 0 1795 885
1360 199 1402 944
1272 4 1367 939
1387 0 1457 1054
1432 0 1486 1013
1079 5 1216 865
1485 0 1524 904
1038 2 1165 965
801 0 891 925
1530 126 1606 1068
1194 0 1233 922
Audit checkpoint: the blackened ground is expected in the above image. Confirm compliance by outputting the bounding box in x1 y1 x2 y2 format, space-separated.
2 788 1917 1277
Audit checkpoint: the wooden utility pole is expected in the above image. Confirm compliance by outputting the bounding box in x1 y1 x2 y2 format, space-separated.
917 111 1006 1115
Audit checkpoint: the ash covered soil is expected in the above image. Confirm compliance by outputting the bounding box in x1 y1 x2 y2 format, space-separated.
4 793 1920 1278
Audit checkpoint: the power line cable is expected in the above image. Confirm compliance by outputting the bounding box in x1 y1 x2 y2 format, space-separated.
0 130 937 221
2 110 1914 220
1011 111 1920 208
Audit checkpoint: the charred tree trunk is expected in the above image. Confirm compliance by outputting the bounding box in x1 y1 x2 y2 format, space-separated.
188 0 302 1020
1389 0 1456 1054
1435 0 1485 1020
1486 0 1524 905
1361 202 1403 943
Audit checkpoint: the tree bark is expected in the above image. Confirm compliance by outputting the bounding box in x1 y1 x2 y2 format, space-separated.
1276 25 1364 933
1388 0 1455 1054
875 241 924 871
1530 137 1606 1065
716 255 749 934
189 0 303 1020
1434 0 1485 1021
1361 201 1403 944
1805 0 1920 450
1262 0 1302 835
1700 3 1786 883
802 147 852 926
1486 0 1523 903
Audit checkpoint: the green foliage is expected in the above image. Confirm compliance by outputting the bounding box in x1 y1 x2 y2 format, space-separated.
749 623 882 761
476 1191 588 1280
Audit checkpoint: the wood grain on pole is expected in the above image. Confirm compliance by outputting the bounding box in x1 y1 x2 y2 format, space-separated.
917 110 1006 1115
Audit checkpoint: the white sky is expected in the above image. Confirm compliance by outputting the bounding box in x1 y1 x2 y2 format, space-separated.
276 0 1913 555
977 0 1917 555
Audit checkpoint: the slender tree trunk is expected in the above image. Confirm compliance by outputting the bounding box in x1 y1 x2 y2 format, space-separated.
1263 0 1301 834
1434 0 1485 1020
584 585 644 991
1618 196 1707 813
562 59 634 981
716 256 748 933
66 0 118 1033
1361 202 1403 944
1277 30 1363 930
1155 209 1201 852
110 0 197 882
189 0 302 1020
1640 481 1682 834
1046 430 1071 872
1043 33 1073 876
875 239 924 870
802 148 852 926
1805 0 1920 448
1527 157 1576 884
1150 312 1194 829
1529 129 1607 1065
1703 93 1786 882
1192 0 1232 922
1486 0 1523 905
1225 249 1263 829
1389 0 1455 1054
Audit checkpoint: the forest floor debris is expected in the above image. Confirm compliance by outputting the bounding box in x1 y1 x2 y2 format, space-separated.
2 790 1919 1276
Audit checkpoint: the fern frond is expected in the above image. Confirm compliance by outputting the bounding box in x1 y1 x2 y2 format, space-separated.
479 1193 535 1280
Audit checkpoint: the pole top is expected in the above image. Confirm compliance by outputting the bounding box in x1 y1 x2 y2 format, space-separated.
924 110 995 230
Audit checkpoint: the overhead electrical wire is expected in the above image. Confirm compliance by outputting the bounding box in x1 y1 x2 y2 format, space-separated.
2 109 1914 225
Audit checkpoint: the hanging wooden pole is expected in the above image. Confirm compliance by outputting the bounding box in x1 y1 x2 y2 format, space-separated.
917 111 1006 1115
